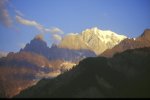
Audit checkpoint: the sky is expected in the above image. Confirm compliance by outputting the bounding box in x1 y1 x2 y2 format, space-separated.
0 0 150 52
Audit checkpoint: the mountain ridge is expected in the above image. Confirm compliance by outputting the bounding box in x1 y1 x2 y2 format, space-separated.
101 29 150 57
21 37 96 62
59 27 127 55
15 47 150 98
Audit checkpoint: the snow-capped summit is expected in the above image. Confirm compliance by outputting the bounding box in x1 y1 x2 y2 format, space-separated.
81 27 127 54
82 27 126 44
101 29 150 57
59 27 127 55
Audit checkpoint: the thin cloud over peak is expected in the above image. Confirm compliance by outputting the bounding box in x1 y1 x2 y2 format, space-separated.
53 34 62 41
50 27 64 34
68 33 79 35
15 15 64 43
18 43 26 49
35 34 44 40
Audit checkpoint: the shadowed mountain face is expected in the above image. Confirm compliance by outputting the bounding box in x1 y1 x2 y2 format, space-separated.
21 38 49 57
0 36 95 98
21 38 96 62
15 47 150 98
101 29 150 57
0 51 54 98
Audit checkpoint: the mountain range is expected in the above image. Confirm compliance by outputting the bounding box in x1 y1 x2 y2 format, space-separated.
21 36 96 62
0 27 150 98
15 47 150 98
59 27 127 55
101 29 150 57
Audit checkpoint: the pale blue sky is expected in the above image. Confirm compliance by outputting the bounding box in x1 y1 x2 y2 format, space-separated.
0 0 150 52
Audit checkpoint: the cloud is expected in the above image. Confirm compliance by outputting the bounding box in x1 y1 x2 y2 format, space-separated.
53 34 62 41
15 10 24 16
68 33 79 35
34 34 44 40
16 15 64 35
36 70 61 78
18 43 26 49
50 27 64 34
16 15 45 32
0 0 12 27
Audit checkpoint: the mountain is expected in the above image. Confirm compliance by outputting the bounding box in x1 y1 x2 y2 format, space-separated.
101 29 150 57
0 51 55 98
0 50 79 98
21 27 127 60
15 47 150 98
59 27 127 55
58 34 91 50
21 37 96 62
0 34 95 98
20 37 49 57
